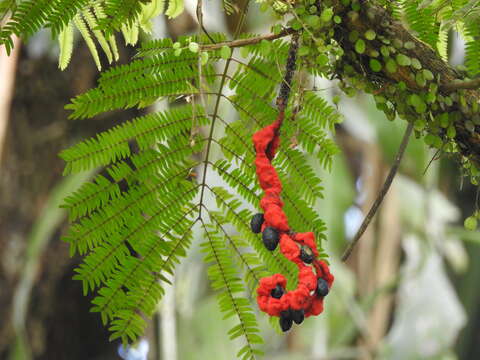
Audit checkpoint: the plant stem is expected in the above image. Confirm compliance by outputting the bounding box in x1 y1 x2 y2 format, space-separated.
197 0 251 219
196 0 214 43
341 122 414 262
200 28 296 51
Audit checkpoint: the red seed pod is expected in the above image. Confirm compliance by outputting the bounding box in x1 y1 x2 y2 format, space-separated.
253 117 334 324
253 35 333 329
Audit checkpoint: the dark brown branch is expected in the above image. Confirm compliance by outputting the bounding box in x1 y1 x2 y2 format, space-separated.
332 1 480 167
441 78 480 92
200 28 296 51
277 32 299 110
341 122 414 263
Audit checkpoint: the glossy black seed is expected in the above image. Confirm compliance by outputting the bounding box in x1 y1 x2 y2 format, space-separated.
250 213 264 234
291 309 305 324
300 246 314 264
270 284 284 299
316 278 329 297
279 311 293 332
262 227 279 251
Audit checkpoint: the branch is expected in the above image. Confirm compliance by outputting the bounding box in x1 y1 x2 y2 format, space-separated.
200 28 296 51
197 0 251 219
341 122 413 263
331 1 480 167
441 78 480 92
196 0 215 43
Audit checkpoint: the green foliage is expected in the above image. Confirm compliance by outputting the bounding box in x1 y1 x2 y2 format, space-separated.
8 0 480 356
464 215 478 230
1 0 175 67
394 0 480 76
0 0 53 53
201 220 264 359
165 0 183 18
59 33 339 356
58 21 75 70
401 0 439 48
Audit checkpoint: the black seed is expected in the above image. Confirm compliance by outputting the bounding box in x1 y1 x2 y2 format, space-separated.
300 246 314 264
316 278 329 297
270 284 284 299
250 213 264 234
262 227 279 251
291 309 304 324
279 311 293 332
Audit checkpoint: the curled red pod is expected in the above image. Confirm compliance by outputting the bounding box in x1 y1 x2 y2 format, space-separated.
252 113 334 330
252 34 333 331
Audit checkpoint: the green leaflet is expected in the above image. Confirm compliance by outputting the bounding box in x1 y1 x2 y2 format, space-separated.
401 0 440 48
98 0 146 33
49 0 92 37
464 21 480 76
121 22 139 45
82 8 115 64
202 221 264 360
93 2 120 61
65 58 216 119
165 0 184 18
58 21 74 70
396 0 480 75
73 13 102 70
0 0 186 67
62 138 206 221
139 0 166 33
437 25 448 62
60 104 209 173
0 0 55 53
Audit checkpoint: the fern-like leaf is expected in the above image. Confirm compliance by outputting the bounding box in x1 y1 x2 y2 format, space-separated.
402 0 440 48
60 34 340 354
201 221 264 359
58 21 74 70
60 104 208 173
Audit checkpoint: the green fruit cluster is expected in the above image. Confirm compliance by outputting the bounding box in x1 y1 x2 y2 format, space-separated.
273 0 480 186
265 0 480 228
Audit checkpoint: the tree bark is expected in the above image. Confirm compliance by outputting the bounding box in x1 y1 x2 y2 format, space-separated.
0 41 137 360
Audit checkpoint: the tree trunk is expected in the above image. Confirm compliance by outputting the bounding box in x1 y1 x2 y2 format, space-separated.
0 41 136 360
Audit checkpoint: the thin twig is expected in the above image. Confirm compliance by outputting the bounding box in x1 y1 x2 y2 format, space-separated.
195 0 208 137
197 0 251 219
422 147 443 175
341 122 414 262
441 77 480 92
475 186 480 213
196 0 215 43
200 28 296 51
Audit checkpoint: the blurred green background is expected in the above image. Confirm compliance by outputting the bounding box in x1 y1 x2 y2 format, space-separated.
1 3 480 360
